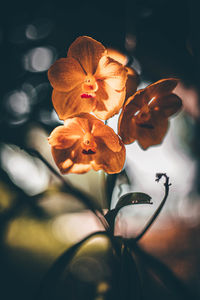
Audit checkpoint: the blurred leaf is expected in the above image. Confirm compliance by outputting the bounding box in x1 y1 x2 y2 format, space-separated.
119 244 142 300
37 231 107 300
127 243 198 300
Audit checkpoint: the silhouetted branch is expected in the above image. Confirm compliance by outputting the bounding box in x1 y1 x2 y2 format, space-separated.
135 173 171 242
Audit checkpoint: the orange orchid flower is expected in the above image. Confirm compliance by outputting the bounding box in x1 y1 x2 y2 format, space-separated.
48 113 126 174
118 78 182 149
48 36 128 120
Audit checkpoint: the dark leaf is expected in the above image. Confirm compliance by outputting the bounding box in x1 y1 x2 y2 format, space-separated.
105 192 152 233
115 192 152 210
118 244 142 300
127 243 198 300
36 231 107 300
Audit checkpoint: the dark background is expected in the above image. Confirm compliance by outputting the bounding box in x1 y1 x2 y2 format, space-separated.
1 0 200 299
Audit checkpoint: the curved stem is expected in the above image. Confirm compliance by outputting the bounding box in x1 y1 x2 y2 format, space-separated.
135 173 171 242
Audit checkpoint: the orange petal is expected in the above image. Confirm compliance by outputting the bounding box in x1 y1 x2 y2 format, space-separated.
52 140 95 174
91 137 126 174
124 78 179 108
119 108 169 149
118 104 137 145
107 48 128 65
93 81 126 120
67 36 106 75
145 78 179 99
95 55 128 91
149 93 182 117
92 121 122 152
118 88 147 144
48 125 83 149
69 163 92 174
48 57 85 92
51 147 92 174
52 86 96 120
135 112 169 149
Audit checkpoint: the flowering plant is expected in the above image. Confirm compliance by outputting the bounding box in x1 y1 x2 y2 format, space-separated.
36 36 187 300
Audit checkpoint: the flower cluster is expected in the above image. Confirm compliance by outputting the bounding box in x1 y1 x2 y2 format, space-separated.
48 36 182 174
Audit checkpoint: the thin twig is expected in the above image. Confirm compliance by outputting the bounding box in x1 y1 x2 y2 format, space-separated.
134 173 171 242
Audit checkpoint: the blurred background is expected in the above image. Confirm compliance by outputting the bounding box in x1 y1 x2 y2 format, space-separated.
1 0 200 299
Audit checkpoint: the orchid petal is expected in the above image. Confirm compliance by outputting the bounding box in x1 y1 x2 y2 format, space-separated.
149 94 182 117
48 125 82 149
48 57 85 92
95 55 127 91
92 122 122 152
52 86 96 120
136 113 169 150
94 81 126 120
67 36 105 74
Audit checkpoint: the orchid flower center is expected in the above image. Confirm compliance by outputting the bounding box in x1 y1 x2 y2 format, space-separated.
81 75 98 99
81 132 97 154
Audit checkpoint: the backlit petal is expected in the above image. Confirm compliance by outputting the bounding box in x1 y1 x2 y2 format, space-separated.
107 48 128 65
91 137 126 174
52 86 96 120
94 81 126 120
118 89 148 144
48 125 82 149
48 57 85 92
95 55 127 91
136 112 169 150
92 121 122 152
124 78 179 108
67 36 106 74
149 93 182 117
118 104 137 145
145 78 179 99
51 146 92 174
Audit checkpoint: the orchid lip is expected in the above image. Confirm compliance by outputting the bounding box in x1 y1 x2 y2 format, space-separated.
81 93 95 98
81 132 97 154
82 149 96 155
138 123 154 129
82 75 98 95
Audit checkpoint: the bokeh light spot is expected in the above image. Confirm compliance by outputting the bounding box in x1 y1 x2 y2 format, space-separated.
0 144 49 196
23 46 57 73
25 19 53 40
5 90 30 116
52 212 104 244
